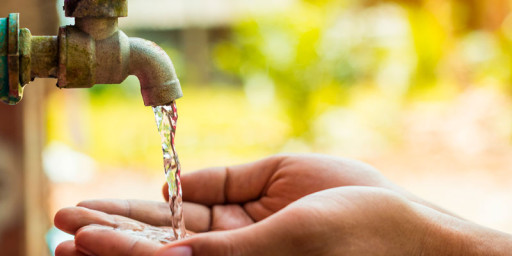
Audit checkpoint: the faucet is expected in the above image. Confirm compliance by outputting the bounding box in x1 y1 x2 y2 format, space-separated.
0 0 183 106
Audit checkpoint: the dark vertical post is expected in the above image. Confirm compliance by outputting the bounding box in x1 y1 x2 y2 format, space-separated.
0 0 58 255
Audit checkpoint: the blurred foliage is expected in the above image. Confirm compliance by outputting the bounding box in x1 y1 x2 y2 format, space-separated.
46 0 512 171
213 0 512 139
46 81 289 172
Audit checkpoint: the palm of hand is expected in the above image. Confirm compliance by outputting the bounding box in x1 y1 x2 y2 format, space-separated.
177 154 391 231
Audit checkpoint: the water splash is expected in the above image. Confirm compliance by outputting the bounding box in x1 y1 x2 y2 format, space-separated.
113 222 175 244
153 101 186 240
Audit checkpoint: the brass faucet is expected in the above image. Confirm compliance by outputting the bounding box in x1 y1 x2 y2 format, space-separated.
0 0 183 106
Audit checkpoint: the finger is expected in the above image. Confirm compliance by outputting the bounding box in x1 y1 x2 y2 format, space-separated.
55 206 161 235
181 155 286 205
155 204 316 256
162 183 169 202
183 202 211 232
77 199 211 233
75 225 161 256
55 240 88 256
77 200 172 227
54 207 116 235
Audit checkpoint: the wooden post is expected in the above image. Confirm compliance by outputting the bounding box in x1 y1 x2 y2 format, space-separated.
0 0 58 255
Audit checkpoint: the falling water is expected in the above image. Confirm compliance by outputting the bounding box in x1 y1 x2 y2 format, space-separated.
112 222 175 244
153 101 186 240
109 102 185 243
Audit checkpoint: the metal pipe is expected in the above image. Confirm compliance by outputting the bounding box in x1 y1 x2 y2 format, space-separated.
30 36 58 78
75 18 118 40
129 38 182 106
0 0 183 106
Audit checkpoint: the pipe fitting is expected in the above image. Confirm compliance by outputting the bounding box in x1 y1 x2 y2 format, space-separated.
64 0 128 18
129 38 182 106
0 0 183 106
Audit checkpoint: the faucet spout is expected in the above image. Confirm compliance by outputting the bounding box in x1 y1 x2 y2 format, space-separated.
129 38 182 107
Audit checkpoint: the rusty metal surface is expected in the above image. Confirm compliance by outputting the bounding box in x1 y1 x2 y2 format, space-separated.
0 18 9 103
1 14 59 105
6 13 22 105
58 26 95 88
57 8 182 106
75 17 119 40
7 14 18 56
129 37 182 106
64 0 128 18
2 0 183 106
30 36 58 79
94 30 130 84
57 27 68 88
19 29 31 86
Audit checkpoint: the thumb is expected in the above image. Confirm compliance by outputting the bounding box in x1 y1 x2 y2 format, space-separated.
154 212 303 256
155 230 245 256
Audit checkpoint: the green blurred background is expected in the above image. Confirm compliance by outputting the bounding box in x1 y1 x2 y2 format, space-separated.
42 0 512 251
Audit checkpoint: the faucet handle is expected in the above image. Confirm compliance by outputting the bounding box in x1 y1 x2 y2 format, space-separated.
64 0 127 18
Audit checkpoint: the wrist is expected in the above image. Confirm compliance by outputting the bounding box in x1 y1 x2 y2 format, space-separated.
456 221 512 255
416 204 512 255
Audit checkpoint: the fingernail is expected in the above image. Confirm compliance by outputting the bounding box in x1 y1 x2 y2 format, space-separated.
157 246 192 256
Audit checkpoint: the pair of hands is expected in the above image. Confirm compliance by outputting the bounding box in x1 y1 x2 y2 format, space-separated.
54 154 512 256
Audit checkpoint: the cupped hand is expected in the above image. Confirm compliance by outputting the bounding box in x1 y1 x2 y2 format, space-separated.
166 153 454 231
158 186 474 256
54 154 474 256
55 187 499 256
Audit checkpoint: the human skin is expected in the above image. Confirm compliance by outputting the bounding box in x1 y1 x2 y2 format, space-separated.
54 154 512 256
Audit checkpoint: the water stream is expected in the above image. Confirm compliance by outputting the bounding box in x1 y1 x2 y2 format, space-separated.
110 102 186 243
153 101 186 240
112 222 175 244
